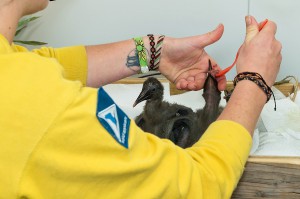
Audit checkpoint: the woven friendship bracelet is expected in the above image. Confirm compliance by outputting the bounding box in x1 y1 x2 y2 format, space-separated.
153 35 165 70
133 37 149 73
147 34 156 70
233 72 276 111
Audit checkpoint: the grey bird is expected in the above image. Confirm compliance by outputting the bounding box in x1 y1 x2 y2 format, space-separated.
133 59 223 148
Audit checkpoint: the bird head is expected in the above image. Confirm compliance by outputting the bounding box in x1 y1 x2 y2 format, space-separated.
133 77 164 107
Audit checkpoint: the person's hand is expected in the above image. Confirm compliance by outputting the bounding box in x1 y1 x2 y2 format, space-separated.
158 24 227 91
236 16 282 86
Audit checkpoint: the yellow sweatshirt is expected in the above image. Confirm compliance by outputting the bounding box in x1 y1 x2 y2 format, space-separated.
0 34 252 199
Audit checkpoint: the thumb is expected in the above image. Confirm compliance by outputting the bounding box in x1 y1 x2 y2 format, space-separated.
199 24 224 47
245 16 259 43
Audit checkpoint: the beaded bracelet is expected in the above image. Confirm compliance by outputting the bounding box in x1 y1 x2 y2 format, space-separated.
133 37 149 73
233 72 277 111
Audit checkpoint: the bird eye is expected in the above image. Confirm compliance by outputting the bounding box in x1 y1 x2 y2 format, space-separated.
151 88 156 92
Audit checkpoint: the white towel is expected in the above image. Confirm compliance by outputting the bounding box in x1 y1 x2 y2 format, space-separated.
251 87 300 156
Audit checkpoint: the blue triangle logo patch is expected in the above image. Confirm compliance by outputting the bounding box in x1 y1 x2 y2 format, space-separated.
97 104 121 142
96 88 130 148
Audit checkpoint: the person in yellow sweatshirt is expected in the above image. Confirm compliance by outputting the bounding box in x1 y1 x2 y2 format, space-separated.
0 0 281 198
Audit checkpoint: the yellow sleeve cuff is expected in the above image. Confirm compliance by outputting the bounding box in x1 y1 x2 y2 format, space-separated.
195 120 252 164
186 120 252 198
31 46 88 86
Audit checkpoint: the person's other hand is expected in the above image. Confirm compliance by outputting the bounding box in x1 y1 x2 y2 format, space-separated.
237 16 282 86
158 24 227 91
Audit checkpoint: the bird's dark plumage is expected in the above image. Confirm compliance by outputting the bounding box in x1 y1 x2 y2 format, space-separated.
133 60 223 148
133 77 197 148
196 60 223 137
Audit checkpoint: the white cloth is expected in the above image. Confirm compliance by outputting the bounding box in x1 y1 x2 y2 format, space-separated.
251 87 300 156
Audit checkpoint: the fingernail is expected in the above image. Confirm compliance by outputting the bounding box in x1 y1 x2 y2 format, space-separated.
246 16 252 25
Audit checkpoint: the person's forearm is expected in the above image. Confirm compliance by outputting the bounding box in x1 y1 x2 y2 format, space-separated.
217 80 267 136
85 36 155 87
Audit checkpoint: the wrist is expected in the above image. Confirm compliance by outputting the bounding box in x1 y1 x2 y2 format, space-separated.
145 35 165 71
218 80 266 134
156 36 173 75
131 35 166 74
234 80 267 103
233 71 276 110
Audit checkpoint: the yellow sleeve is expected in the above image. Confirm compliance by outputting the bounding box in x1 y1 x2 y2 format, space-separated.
4 41 252 198
32 46 88 86
13 44 88 86
18 85 252 199
186 120 252 198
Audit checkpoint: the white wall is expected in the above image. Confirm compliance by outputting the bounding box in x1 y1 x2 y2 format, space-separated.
18 0 300 81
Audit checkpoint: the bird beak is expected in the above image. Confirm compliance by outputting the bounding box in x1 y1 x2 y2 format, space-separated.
133 89 151 107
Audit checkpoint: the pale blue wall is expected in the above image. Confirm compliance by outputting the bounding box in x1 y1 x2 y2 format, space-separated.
19 0 300 81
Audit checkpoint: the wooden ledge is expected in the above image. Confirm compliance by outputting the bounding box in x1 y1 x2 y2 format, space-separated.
114 77 296 97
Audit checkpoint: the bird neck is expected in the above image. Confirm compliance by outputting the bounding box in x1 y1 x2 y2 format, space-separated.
144 98 164 119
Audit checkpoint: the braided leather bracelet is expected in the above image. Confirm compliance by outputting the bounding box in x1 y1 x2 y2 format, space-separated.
147 34 156 70
233 72 277 111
